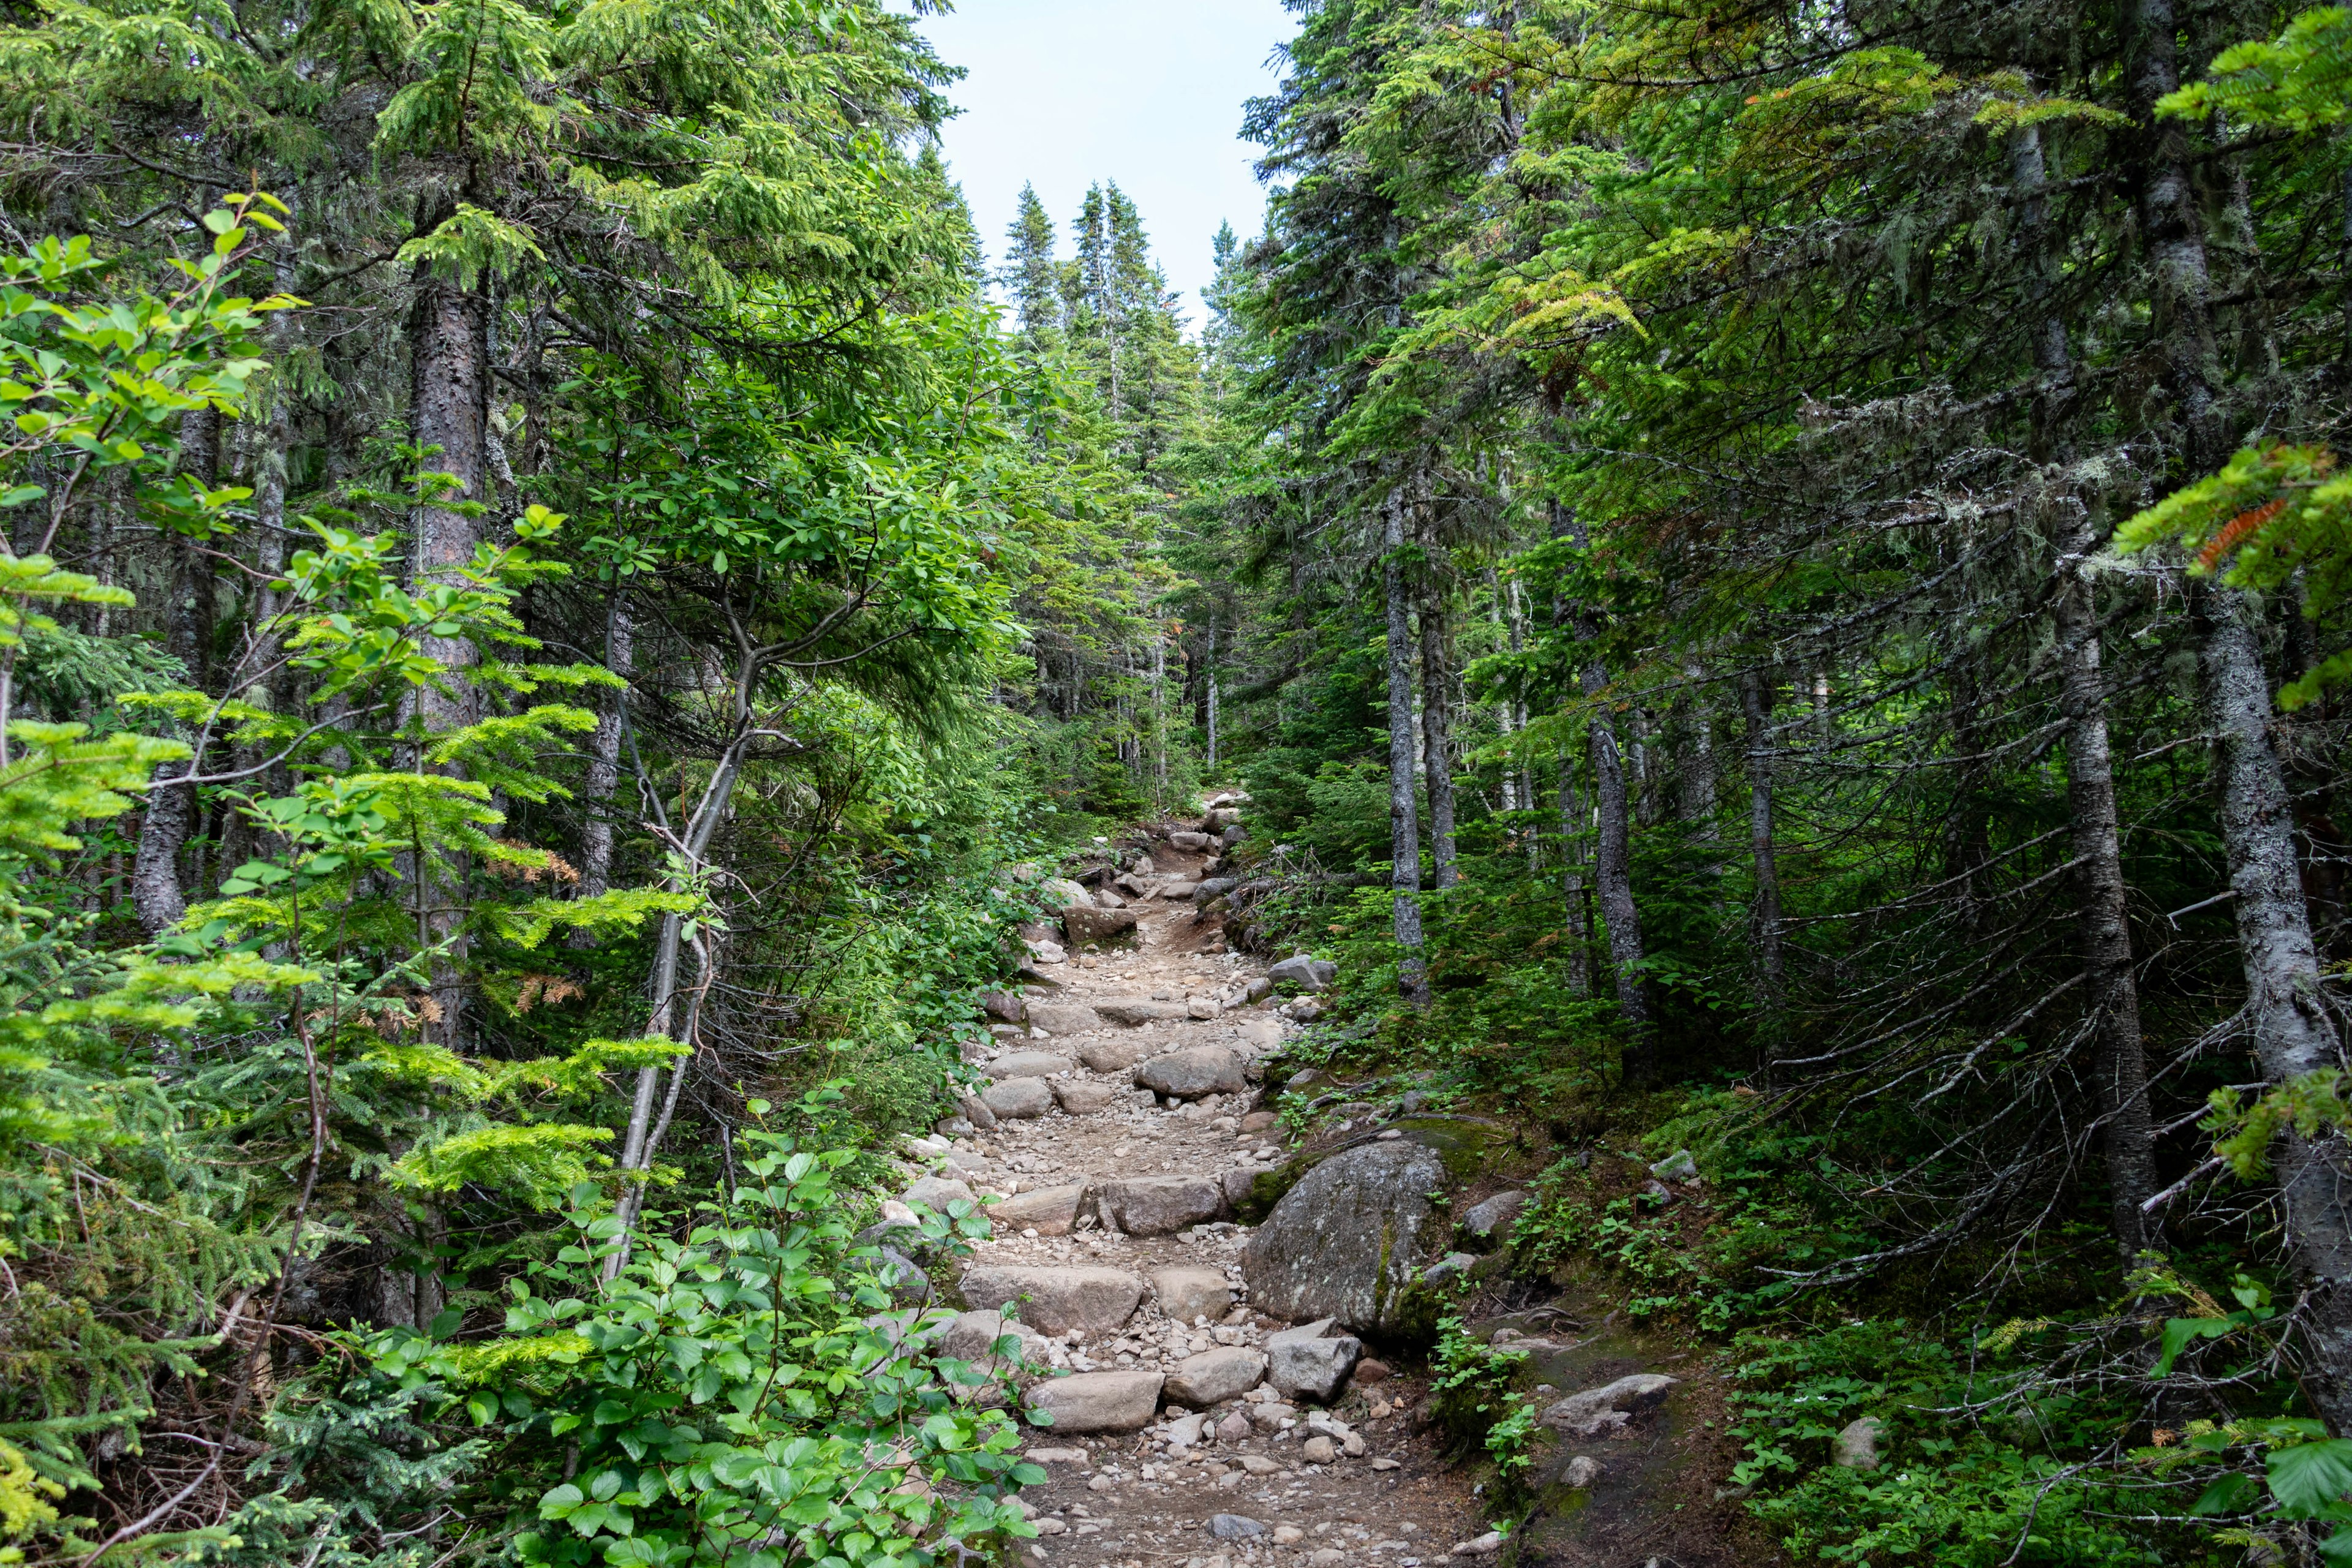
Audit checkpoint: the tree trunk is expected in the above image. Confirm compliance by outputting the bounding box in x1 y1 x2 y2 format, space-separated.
1739 669 1786 1057
1677 661 1717 832
1559 755 1591 999
132 410 224 933
1419 583 1458 891
575 597 633 911
1553 500 1649 1064
2014 118 2162 1252
1383 489 1428 1006
2198 581 2352 1434
405 234 492 1049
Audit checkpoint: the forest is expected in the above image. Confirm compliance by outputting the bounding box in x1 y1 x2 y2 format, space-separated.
2 0 2352 1561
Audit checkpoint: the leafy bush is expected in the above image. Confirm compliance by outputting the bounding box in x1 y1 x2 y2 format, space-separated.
368 1111 1035 1568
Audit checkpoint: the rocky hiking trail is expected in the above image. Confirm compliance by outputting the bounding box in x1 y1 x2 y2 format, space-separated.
876 802 1744 1568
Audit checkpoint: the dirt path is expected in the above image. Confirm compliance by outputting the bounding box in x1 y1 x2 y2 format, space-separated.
903 824 1491 1568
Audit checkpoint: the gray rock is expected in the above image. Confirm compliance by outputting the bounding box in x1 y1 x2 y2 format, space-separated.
1208 1515 1264 1541
981 1078 1054 1120
1028 1370 1164 1434
1187 997 1223 1019
992 1183 1085 1235
1166 1348 1265 1407
1095 997 1185 1027
1195 876 1241 903
959 1264 1144 1336
1167 830 1212 851
1242 976 1272 1005
1649 1148 1699 1183
1562 1455 1603 1488
934 1115 973 1138
1076 1036 1150 1072
1085 1174 1225 1236
1301 1434 1336 1464
1148 1264 1235 1324
957 1091 998 1132
1216 1410 1253 1444
1833 1415 1885 1471
1221 1167 1260 1209
902 1176 975 1213
1052 1080 1119 1115
1242 1140 1446 1333
1221 823 1247 848
1420 1251 1478 1287
1134 1045 1246 1099
1063 905 1139 946
980 990 1027 1023
990 1051 1076 1080
1264 1318 1363 1403
1027 940 1068 965
938 1308 1042 1365
1025 1003 1102 1035
873 1244 932 1307
1159 880 1201 899
1204 808 1240 832
1461 1190 1527 1240
1040 877 1095 911
1267 956 1336 992
1539 1373 1678 1438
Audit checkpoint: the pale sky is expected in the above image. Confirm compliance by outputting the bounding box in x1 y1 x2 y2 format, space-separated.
915 0 1297 331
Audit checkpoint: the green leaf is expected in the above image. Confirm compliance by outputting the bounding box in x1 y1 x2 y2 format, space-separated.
2269 1438 2352 1517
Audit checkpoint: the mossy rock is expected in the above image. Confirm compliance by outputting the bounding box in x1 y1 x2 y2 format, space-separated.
1232 1115 1513 1223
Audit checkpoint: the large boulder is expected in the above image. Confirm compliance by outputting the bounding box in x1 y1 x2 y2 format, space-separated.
1167 830 1212 851
1063 905 1139 946
980 990 1027 1023
1134 1046 1246 1101
1220 824 1247 848
1148 1265 1234 1324
959 1265 1144 1336
989 1051 1074 1080
1040 877 1095 911
1158 880 1200 900
1096 997 1185 1027
1265 1318 1362 1403
1077 1036 1150 1072
1025 1003 1101 1035
1241 1139 1446 1334
1086 1175 1225 1237
1028 1370 1164 1434
992 1183 1085 1235
1267 956 1336 992
1194 876 1241 905
1166 1348 1265 1408
981 1078 1054 1120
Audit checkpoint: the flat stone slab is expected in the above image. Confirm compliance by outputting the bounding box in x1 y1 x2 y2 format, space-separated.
1087 1174 1226 1236
1540 1373 1678 1438
1096 997 1186 1027
1052 1080 1120 1114
960 1264 1144 1336
1166 1348 1265 1408
1149 1264 1235 1324
981 1078 1053 1120
1024 1003 1101 1035
1028 1370 1164 1434
1063 906 1139 946
991 1183 1085 1235
1077 1036 1150 1072
1134 1045 1246 1099
989 1051 1075 1080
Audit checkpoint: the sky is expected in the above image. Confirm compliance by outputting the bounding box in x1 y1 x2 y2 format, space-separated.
914 0 1296 333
